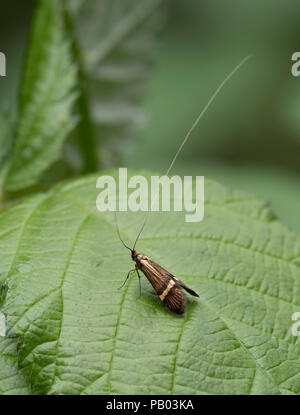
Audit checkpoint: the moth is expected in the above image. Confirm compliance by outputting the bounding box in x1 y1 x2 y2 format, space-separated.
117 227 199 314
116 56 252 314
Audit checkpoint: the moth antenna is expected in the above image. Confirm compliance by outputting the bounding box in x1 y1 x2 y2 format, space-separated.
133 55 252 250
114 211 132 252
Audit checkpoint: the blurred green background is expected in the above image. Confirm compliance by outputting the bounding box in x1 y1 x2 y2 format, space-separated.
125 0 300 232
0 0 299 231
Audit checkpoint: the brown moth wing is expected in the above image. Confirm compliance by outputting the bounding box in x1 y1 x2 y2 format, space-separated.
138 258 170 293
138 258 186 313
162 285 186 314
171 276 199 297
137 257 199 314
143 259 199 298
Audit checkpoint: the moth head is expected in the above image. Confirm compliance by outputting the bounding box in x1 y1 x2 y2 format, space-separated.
131 250 138 261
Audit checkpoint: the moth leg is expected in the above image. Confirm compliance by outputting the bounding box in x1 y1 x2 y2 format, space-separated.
118 269 135 290
135 265 142 297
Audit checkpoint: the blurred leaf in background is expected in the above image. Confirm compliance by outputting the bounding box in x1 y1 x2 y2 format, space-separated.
3 0 78 193
0 0 165 200
0 111 12 172
66 0 165 171
0 1 35 118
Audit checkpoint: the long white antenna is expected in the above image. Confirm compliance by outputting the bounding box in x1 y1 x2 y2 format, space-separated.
132 55 252 250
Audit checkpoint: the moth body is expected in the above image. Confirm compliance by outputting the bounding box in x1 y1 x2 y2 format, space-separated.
131 249 198 314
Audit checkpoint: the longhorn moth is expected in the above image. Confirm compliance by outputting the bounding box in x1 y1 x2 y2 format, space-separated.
116 56 252 314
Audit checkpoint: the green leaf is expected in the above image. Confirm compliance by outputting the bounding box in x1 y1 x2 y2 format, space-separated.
0 111 13 197
67 0 164 169
0 338 29 394
0 170 300 394
0 111 13 169
3 0 78 192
